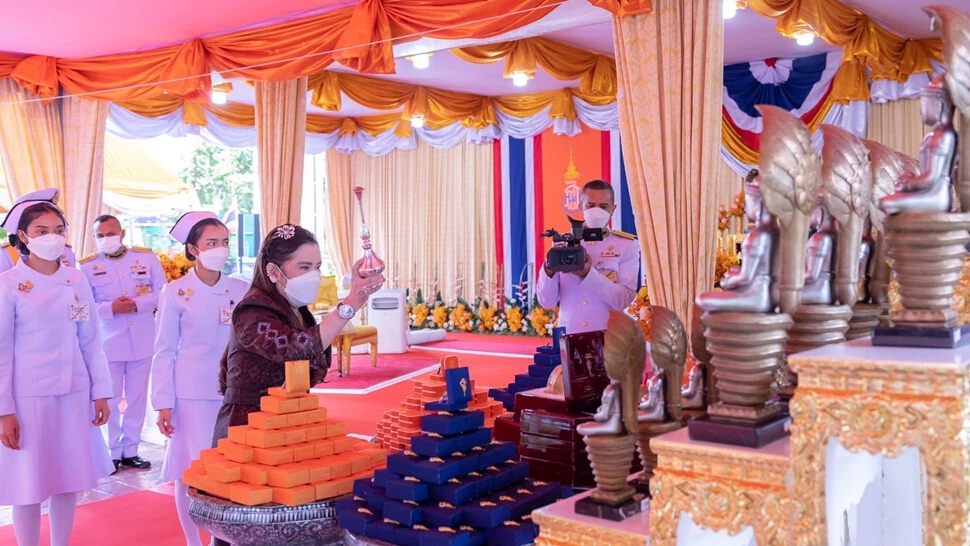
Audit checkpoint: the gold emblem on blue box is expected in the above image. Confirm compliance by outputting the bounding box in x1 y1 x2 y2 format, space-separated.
425 366 473 412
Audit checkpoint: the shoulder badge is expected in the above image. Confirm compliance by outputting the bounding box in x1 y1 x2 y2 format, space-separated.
612 230 637 241
78 253 97 264
0 242 8 249
64 243 72 248
131 246 153 253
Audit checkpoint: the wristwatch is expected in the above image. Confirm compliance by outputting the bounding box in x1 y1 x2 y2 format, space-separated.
337 303 355 320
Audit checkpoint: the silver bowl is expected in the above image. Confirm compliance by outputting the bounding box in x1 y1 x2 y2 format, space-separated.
187 488 344 546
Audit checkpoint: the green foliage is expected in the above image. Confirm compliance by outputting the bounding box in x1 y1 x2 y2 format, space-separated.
180 142 256 216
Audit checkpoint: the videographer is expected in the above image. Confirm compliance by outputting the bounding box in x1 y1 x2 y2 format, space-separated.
537 180 641 334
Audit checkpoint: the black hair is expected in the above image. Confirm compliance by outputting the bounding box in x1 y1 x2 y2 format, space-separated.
9 202 67 256
184 218 227 261
219 224 320 394
745 169 760 183
582 179 615 205
93 214 120 227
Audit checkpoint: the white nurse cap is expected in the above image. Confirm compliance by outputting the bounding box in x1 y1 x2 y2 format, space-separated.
1 199 62 232
16 188 59 205
170 211 220 244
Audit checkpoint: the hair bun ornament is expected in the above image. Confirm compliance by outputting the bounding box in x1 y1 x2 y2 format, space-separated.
274 224 296 240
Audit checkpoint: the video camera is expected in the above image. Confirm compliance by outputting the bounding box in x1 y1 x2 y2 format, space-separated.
541 217 604 274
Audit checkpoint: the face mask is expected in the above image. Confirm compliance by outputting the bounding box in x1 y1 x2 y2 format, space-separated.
275 266 322 307
95 235 123 256
197 247 230 272
584 207 612 229
25 233 66 262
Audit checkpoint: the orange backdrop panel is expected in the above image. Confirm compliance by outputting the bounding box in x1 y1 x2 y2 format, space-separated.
538 128 604 258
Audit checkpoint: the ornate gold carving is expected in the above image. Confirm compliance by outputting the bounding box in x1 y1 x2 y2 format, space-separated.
647 437 791 546
788 353 970 546
533 510 648 546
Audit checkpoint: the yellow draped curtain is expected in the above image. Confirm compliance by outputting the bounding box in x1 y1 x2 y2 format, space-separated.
325 139 495 302
308 71 613 130
0 0 647 103
452 37 617 98
614 0 723 337
0 80 65 202
747 0 942 99
867 99 925 160
255 78 308 234
61 96 108 256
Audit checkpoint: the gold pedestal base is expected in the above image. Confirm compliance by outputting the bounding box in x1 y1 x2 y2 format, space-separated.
701 312 793 408
885 212 970 328
583 434 638 506
634 421 681 488
707 401 782 422
847 303 883 340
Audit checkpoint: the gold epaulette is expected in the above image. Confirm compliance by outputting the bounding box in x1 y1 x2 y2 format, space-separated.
65 243 72 248
612 230 637 241
79 253 97 264
131 246 153 253
0 242 9 249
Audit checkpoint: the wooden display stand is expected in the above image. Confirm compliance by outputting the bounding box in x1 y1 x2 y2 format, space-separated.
648 428 791 545
788 339 970 546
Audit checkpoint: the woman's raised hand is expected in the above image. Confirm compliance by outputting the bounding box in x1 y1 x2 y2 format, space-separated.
346 258 385 310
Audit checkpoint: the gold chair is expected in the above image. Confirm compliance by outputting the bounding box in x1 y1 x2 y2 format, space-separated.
334 324 379 377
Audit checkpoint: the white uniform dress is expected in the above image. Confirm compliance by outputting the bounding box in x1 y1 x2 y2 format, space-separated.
536 230 640 334
151 268 248 482
0 259 114 506
81 246 167 460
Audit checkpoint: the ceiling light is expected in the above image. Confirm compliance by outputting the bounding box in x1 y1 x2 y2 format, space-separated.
411 54 431 70
410 116 425 129
512 72 529 87
723 0 737 19
795 31 815 46
211 90 229 105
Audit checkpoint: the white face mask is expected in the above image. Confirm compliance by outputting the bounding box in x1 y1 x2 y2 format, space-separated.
25 233 66 262
584 207 612 229
95 235 123 256
197 247 230 272
275 267 321 307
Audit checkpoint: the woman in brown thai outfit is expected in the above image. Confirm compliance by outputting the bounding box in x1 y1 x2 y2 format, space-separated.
212 224 383 442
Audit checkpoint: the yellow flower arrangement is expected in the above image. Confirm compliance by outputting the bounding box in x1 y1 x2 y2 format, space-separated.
715 251 740 286
478 304 498 332
411 303 430 328
627 285 652 340
506 306 524 333
729 190 745 217
717 205 730 231
432 305 448 329
450 303 474 332
530 306 553 336
157 251 193 282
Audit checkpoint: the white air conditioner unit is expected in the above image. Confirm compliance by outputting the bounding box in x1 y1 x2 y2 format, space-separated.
363 289 408 354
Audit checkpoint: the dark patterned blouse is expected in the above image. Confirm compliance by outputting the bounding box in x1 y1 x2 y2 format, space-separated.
211 286 331 444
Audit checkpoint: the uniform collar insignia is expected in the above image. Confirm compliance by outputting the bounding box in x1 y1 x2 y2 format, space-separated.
18 280 32 293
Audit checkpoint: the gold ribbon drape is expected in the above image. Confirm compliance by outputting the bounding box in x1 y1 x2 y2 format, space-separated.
452 37 617 98
255 78 307 234
308 71 613 130
747 0 942 99
614 0 723 338
0 0 646 104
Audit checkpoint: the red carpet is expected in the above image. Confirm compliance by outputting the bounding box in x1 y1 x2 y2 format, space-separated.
417 333 546 356
0 490 209 546
313 352 440 393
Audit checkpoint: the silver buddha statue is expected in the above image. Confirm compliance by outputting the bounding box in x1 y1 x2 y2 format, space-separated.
801 192 835 305
637 369 666 423
696 177 778 313
880 75 958 215
681 365 704 410
580 379 623 435
858 220 875 303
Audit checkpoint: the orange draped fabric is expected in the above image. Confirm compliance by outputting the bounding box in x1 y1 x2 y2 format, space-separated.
587 0 652 17
452 37 617 97
747 0 942 88
0 0 587 103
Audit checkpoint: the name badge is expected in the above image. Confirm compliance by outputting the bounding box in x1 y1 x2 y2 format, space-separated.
219 307 232 325
70 302 90 322
135 285 152 296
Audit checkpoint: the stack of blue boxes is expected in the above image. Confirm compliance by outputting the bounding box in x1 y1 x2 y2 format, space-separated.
338 367 563 546
488 328 564 412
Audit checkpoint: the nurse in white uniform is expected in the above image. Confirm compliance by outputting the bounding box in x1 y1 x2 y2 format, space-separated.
0 189 77 272
151 212 247 546
0 200 113 546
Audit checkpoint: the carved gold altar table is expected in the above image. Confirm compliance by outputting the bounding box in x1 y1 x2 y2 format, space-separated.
648 427 792 545
532 476 650 546
788 339 970 546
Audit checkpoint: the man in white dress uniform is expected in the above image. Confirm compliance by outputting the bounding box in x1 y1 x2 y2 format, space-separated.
536 180 640 334
0 189 76 271
80 215 167 471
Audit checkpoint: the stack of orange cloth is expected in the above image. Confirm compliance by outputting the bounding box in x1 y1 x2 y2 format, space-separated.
183 361 390 506
375 356 507 451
